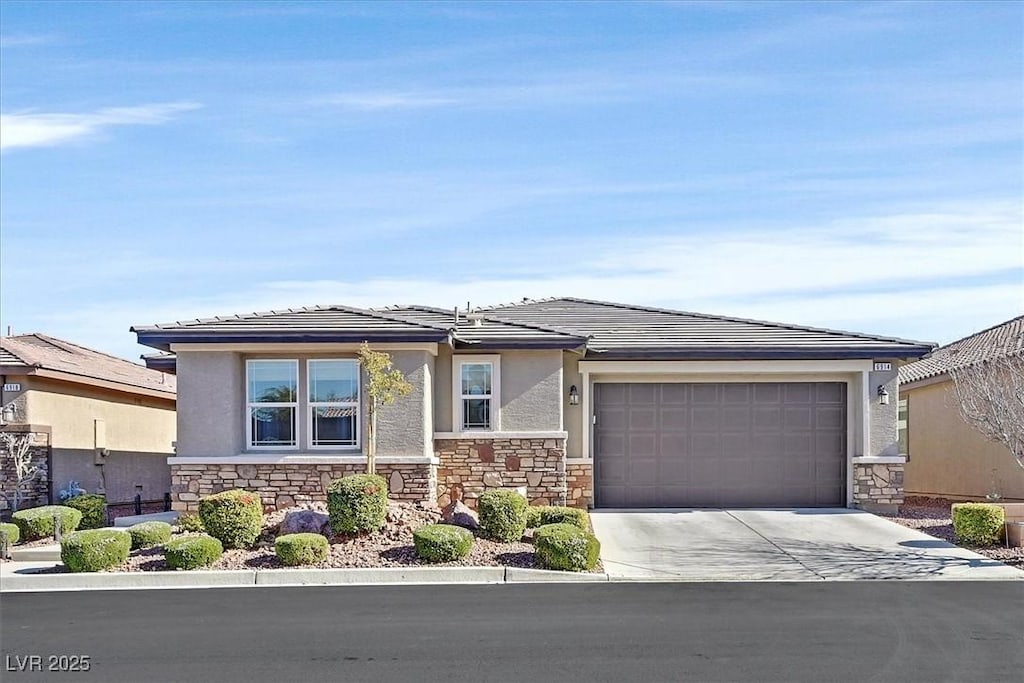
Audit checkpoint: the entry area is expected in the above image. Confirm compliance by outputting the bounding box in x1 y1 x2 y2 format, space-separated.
593 382 847 508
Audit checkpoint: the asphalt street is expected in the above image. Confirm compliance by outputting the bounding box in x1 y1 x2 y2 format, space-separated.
2 582 1022 683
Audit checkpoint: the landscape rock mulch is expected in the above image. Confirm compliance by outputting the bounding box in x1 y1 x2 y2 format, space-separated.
23 501 599 573
881 496 1023 569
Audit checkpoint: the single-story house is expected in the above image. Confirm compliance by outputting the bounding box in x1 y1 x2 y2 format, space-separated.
132 298 934 514
0 333 177 511
899 316 1024 502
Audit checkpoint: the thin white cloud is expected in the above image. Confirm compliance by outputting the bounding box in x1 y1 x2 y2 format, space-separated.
313 92 460 111
0 33 59 48
0 102 202 151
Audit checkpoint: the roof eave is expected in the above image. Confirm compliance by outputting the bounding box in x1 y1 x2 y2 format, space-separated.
134 330 451 351
587 346 935 361
452 338 588 351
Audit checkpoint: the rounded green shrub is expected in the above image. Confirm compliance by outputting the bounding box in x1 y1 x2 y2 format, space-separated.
127 521 173 550
164 534 223 570
0 522 20 545
64 494 107 530
952 503 1005 546
477 489 528 542
275 532 330 566
176 512 205 533
197 489 264 549
413 524 474 562
533 523 601 572
12 505 83 541
526 505 590 531
327 474 388 534
60 529 131 572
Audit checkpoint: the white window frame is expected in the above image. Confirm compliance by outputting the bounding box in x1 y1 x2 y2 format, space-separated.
246 359 299 450
453 355 500 431
307 359 361 450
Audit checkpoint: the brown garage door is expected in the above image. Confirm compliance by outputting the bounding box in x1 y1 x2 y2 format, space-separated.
594 382 846 508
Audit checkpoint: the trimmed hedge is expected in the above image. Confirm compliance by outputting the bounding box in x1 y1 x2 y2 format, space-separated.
478 489 528 542
127 521 173 550
533 523 601 572
327 474 388 534
526 505 590 531
176 513 205 533
164 534 224 570
0 522 20 545
64 494 107 529
61 529 131 572
12 505 83 541
413 524 474 562
952 503 1004 546
275 533 330 566
198 489 264 549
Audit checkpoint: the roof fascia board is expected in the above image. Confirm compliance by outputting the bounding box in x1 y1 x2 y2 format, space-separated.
898 373 951 392
587 347 932 360
579 359 873 374
169 342 440 355
30 368 176 400
138 331 449 347
452 339 587 351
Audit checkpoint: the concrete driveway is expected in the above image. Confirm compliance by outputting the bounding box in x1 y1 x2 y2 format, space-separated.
591 508 1024 581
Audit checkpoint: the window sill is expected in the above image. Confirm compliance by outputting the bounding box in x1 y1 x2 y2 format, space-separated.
168 454 439 466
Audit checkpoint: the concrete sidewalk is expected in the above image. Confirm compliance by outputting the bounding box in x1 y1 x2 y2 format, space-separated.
591 508 1024 581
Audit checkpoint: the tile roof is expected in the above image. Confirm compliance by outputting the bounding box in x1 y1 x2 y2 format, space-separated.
380 305 587 348
481 297 935 359
899 316 1024 385
1 334 176 396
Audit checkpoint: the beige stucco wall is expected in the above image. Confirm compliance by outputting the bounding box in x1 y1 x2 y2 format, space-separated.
564 352 584 458
903 378 1024 501
869 366 900 457
175 348 432 458
16 376 176 504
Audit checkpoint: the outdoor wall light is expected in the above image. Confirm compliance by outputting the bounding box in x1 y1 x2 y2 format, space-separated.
568 385 580 406
878 385 890 405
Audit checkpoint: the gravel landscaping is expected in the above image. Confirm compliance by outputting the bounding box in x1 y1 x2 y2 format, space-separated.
881 496 1023 569
16 500 601 573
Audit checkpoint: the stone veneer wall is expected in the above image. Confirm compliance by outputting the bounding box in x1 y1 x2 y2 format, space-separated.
435 438 576 509
0 428 50 514
853 462 904 513
169 461 435 513
565 461 593 509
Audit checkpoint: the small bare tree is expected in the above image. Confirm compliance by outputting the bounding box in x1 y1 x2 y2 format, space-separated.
951 354 1024 469
358 342 413 475
0 431 43 515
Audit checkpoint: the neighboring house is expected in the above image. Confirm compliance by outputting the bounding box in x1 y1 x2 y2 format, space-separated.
899 317 1024 502
0 334 177 511
132 298 933 515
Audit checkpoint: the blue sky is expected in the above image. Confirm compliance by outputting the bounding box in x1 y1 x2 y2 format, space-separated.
1 1 1021 362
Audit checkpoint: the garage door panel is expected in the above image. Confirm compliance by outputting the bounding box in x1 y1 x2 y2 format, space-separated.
595 381 846 508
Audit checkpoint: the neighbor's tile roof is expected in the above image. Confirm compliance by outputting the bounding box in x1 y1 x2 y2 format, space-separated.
899 316 1024 385
480 297 935 359
0 334 176 396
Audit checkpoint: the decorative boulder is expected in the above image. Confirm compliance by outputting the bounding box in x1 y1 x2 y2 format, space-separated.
441 500 479 530
279 509 331 536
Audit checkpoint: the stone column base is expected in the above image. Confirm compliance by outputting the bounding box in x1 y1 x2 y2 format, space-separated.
853 461 904 514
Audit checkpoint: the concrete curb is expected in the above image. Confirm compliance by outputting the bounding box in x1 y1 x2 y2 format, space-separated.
8 546 61 562
1 565 612 592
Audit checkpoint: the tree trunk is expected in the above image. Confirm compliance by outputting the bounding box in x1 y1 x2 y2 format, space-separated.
367 408 377 475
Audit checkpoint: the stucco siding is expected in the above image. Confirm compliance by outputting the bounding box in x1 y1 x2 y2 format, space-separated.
375 350 432 457
176 351 244 457
51 448 172 504
868 366 900 457
495 350 562 431
563 352 584 458
903 379 1024 501
434 347 453 432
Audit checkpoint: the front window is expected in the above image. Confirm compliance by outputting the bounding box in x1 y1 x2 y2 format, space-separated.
308 360 359 447
454 356 499 431
898 397 909 459
247 360 298 448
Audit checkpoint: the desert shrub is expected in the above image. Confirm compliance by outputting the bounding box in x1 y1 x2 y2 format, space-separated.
60 529 131 572
533 523 601 572
477 489 528 542
275 533 330 566
526 505 590 531
327 474 388 534
64 494 107 529
197 489 263 549
952 503 1005 546
127 521 173 550
413 524 474 562
176 512 205 533
164 534 223 570
0 522 20 545
12 505 83 541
